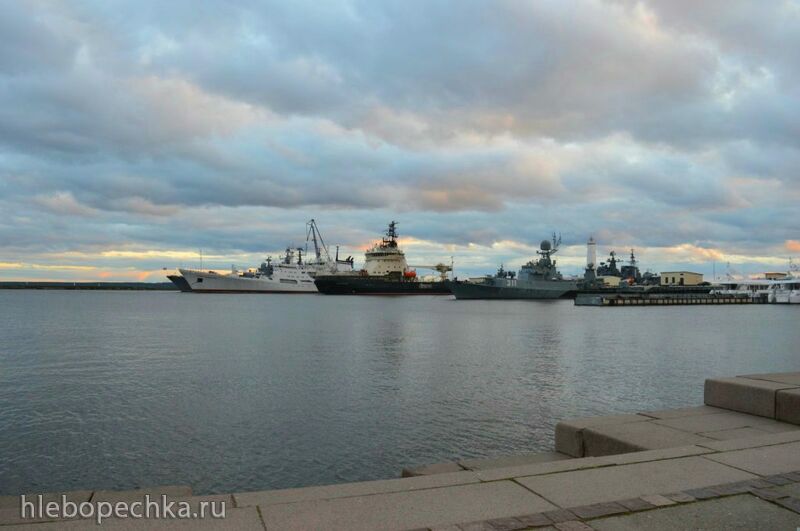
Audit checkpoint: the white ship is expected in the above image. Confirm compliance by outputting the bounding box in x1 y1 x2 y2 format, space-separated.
711 260 799 304
178 220 353 293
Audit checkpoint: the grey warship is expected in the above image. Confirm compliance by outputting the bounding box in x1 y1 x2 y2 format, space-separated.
448 234 578 299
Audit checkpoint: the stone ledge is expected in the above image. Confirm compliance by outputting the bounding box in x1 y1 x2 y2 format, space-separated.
234 470 480 507
581 423 714 456
777 388 800 425
555 414 651 457
704 377 799 418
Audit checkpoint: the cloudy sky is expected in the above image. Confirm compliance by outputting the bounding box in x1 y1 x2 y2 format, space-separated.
1 0 798 282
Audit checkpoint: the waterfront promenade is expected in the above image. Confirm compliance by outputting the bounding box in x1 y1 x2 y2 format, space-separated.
2 372 799 529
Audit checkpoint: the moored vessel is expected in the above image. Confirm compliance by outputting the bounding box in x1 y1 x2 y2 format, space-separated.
167 273 192 292
448 234 578 299
175 220 353 293
314 222 452 295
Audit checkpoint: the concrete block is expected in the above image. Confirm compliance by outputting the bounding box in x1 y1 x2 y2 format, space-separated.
515 456 755 507
555 414 650 457
234 470 479 507
258 481 556 531
705 441 800 476
704 377 797 418
582 422 715 456
459 451 571 471
401 462 465 477
777 388 800 425
591 495 800 531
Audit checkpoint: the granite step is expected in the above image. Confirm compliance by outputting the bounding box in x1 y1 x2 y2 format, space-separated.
401 451 571 477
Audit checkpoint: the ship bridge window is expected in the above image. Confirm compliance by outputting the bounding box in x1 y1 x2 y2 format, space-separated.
280 279 298 284
197 278 203 283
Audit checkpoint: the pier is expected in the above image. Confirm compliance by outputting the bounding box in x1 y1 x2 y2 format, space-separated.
2 372 799 529
575 292 767 306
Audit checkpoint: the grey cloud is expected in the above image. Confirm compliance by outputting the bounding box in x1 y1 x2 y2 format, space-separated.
1 0 799 280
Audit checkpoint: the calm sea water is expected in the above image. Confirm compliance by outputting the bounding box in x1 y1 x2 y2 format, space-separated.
0 290 797 495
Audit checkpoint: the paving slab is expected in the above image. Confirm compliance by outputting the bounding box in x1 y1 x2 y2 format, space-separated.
91 485 194 502
696 429 800 451
459 451 571 471
740 372 800 386
704 377 796 418
475 457 601 482
590 445 712 466
777 388 800 425
234 469 479 506
0 490 93 510
582 421 715 456
555 414 651 457
515 456 755 507
590 494 800 530
258 481 556 531
699 427 775 440
653 410 796 434
401 461 465 477
0 507 265 530
0 491 95 526
704 441 800 476
637 405 728 419
772 483 800 498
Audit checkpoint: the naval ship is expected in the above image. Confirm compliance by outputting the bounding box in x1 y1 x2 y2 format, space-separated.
314 222 452 295
175 220 353 293
448 234 578 299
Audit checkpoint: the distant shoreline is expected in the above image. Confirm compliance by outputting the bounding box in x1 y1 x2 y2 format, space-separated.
0 282 178 291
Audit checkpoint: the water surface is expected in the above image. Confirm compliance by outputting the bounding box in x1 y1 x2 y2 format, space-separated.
0 290 797 495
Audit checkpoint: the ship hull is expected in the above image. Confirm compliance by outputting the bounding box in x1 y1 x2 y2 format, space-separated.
315 275 451 295
167 274 192 292
179 268 318 293
448 280 577 300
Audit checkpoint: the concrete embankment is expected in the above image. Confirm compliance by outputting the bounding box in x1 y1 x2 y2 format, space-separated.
3 372 800 530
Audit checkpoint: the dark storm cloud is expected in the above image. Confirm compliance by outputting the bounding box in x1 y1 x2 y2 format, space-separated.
0 0 798 279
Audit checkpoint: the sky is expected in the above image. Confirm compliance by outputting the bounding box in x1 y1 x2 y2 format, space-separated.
1 0 798 282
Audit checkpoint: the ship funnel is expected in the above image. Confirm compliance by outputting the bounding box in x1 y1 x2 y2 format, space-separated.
587 237 597 269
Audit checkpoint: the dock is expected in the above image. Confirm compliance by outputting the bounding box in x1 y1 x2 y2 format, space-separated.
575 292 766 306
2 372 799 529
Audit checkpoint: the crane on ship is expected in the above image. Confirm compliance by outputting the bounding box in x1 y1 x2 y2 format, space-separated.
306 219 354 268
408 259 454 282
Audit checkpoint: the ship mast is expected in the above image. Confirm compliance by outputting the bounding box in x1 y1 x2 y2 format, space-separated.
384 221 399 248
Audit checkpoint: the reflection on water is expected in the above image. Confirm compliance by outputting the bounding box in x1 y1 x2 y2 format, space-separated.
0 291 797 495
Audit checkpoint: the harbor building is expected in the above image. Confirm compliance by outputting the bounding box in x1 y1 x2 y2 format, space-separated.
660 271 703 286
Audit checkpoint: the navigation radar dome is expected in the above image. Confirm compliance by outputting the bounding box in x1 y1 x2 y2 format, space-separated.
540 240 552 251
